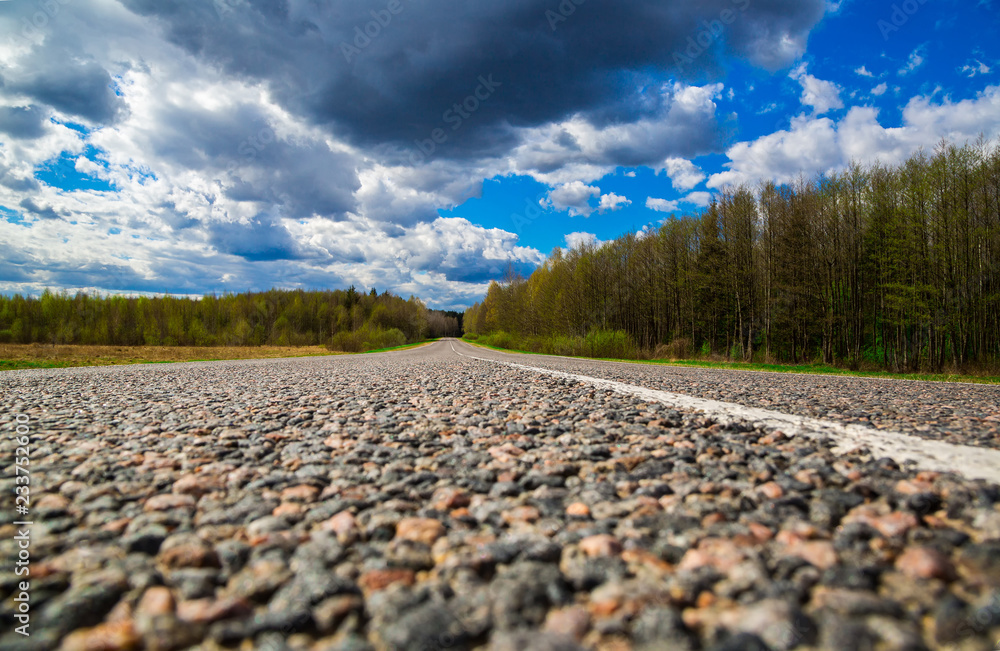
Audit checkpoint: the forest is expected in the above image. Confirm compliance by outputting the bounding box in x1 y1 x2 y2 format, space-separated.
464 139 1000 373
0 287 462 352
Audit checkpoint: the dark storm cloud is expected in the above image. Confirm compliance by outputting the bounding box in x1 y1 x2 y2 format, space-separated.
10 58 124 125
380 224 406 238
142 104 278 170
20 198 62 220
0 244 33 282
0 105 47 139
209 217 300 261
439 262 537 285
0 263 32 283
0 243 40 283
117 0 826 157
46 262 169 293
225 141 359 219
0 163 40 192
127 97 359 220
154 203 200 230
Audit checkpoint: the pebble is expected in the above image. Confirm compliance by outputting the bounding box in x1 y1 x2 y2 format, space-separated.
544 606 591 640
172 474 222 498
394 517 446 545
175 597 252 625
320 511 360 545
578 535 622 558
895 546 957 581
1 343 997 650
59 621 140 651
144 494 196 512
843 506 920 538
358 568 416 592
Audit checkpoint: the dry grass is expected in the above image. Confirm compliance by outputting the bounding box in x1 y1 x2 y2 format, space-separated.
0 343 341 371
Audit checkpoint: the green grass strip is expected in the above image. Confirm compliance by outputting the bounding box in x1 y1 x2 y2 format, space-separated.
462 339 1000 385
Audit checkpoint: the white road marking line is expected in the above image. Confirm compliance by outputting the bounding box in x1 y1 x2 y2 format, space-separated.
451 342 1000 482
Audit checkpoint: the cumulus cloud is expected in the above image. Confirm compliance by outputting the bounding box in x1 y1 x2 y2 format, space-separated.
4 59 125 125
790 63 844 115
292 216 544 286
111 0 825 152
660 157 707 191
543 181 601 217
565 232 601 250
0 106 48 140
646 197 679 213
709 85 1000 188
684 191 714 207
598 193 631 213
507 83 725 187
0 0 836 306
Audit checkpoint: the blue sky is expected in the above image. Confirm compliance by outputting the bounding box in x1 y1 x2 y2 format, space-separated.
1 0 998 309
442 0 1000 255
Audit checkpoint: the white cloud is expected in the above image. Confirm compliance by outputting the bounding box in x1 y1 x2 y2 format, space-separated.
564 232 601 250
900 47 926 75
507 82 723 187
684 191 714 207
0 27 540 309
855 66 875 78
7 0 997 311
871 83 889 97
542 181 601 217
960 59 992 77
660 157 706 191
598 193 631 213
646 190 713 212
708 85 1000 188
790 63 844 115
646 197 679 213
0 5 732 309
708 114 841 187
289 216 545 305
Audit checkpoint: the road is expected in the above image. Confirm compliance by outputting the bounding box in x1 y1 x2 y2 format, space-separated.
1 339 998 650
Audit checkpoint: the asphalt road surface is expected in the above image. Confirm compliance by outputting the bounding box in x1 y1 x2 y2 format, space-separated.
1 339 998 651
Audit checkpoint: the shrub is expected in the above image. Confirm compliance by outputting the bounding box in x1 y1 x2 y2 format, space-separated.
654 338 692 360
480 331 518 351
327 326 406 352
584 329 637 359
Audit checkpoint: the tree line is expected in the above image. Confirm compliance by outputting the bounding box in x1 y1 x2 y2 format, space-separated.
465 138 1000 373
0 287 462 352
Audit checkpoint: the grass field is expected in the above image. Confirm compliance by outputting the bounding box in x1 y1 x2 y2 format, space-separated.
464 340 1000 385
0 340 436 371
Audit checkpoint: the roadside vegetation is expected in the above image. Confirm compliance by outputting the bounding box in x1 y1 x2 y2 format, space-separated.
462 334 1000 384
0 343 337 371
0 339 439 371
465 139 1000 377
0 287 461 355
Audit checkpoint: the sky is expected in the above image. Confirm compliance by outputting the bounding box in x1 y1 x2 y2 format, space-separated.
0 0 998 310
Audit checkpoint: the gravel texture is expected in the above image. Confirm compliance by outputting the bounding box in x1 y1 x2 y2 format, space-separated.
458 342 1000 451
0 339 998 651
